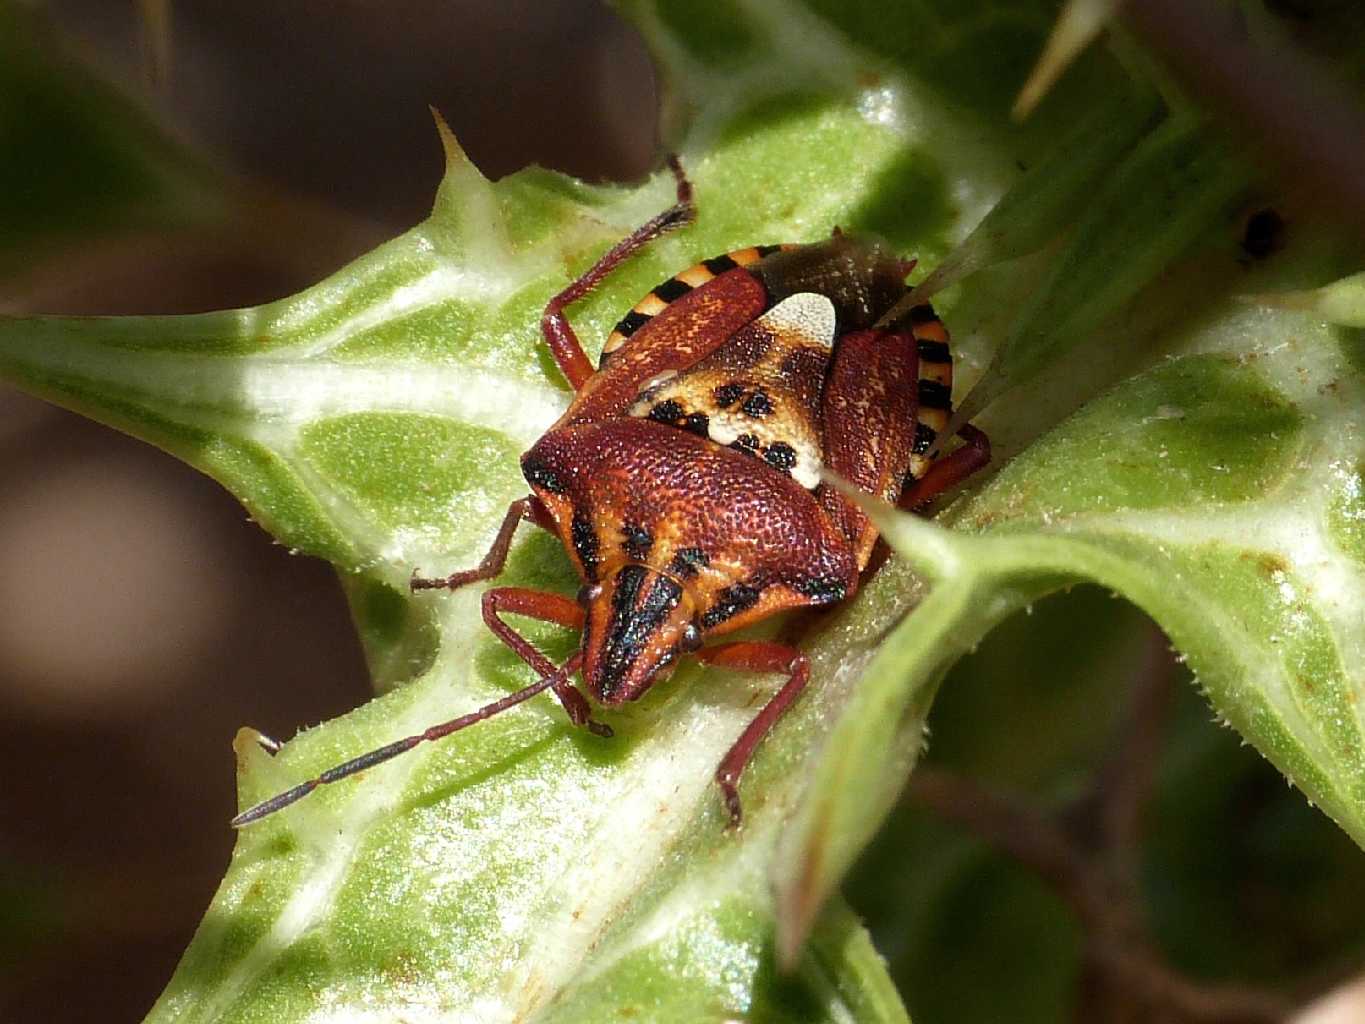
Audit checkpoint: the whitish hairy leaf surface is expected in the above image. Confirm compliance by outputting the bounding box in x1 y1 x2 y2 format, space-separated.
3 0 1363 1020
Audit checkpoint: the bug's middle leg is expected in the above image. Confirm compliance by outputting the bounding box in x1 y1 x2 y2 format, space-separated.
540 155 695 391
482 586 611 738
696 641 811 828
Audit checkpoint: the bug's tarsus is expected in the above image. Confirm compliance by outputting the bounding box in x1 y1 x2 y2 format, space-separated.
231 654 586 828
540 156 697 391
411 496 548 592
482 586 613 738
696 641 811 829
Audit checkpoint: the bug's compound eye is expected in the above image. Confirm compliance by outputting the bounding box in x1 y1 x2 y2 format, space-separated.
678 623 703 653
577 583 603 606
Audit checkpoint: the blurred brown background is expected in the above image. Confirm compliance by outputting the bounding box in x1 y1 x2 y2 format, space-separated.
0 3 654 1019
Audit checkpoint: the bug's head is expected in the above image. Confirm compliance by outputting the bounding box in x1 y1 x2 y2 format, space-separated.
579 563 702 706
754 233 910 329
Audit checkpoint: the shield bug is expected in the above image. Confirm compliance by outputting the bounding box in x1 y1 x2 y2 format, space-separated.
232 158 990 829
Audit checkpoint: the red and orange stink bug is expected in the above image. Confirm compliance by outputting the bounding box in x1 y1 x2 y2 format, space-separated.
232 158 989 829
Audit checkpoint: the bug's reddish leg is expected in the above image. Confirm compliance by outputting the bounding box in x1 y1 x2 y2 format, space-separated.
231 652 583 827
540 155 696 391
411 495 553 592
696 641 811 828
482 586 612 738
900 424 992 511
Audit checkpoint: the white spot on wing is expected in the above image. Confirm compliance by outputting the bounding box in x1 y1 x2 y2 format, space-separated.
758 292 836 349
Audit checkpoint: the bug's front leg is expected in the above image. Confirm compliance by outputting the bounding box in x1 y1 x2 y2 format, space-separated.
411 495 554 592
482 586 612 738
540 155 695 390
696 641 811 828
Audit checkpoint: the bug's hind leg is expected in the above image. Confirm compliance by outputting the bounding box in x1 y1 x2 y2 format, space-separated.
696 641 811 828
482 586 612 738
540 155 695 391
411 495 553 592
900 424 991 511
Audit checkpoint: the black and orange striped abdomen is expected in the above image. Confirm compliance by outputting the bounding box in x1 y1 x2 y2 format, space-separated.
905 304 954 481
599 244 799 365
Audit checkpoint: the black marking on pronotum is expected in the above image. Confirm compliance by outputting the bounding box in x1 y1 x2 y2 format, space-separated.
681 412 711 436
764 442 797 472
713 382 745 408
653 277 693 303
623 523 653 560
913 421 937 455
916 339 951 364
614 309 651 338
702 582 762 628
755 244 783 257
796 576 848 603
669 546 710 578
703 254 739 275
648 399 685 424
571 508 600 575
918 380 952 410
599 565 682 699
741 390 773 418
523 455 566 493
908 304 938 324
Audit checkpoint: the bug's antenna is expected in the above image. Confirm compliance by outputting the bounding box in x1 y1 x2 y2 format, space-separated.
231 653 585 828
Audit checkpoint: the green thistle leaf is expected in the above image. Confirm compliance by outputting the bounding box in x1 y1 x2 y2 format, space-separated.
3 1 1364 1021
